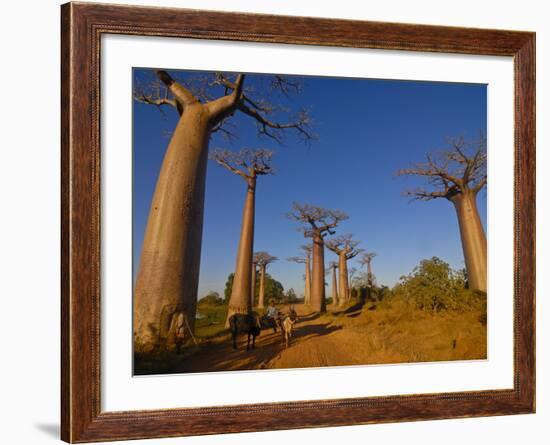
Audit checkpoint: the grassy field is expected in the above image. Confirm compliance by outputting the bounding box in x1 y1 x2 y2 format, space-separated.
195 303 227 338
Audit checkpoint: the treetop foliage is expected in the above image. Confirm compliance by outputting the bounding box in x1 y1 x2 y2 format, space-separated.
223 272 284 304
198 291 224 306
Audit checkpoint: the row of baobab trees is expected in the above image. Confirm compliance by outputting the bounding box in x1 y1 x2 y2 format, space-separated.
213 153 378 323
132 69 487 353
288 240 377 309
231 240 376 318
209 148 376 323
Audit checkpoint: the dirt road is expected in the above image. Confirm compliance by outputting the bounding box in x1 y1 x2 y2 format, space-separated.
173 303 354 373
154 301 486 375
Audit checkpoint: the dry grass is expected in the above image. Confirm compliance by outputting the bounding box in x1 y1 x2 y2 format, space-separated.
324 299 487 365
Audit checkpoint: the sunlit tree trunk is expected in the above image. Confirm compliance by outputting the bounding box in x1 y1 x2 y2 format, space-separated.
338 253 349 307
134 104 211 352
331 265 339 306
450 191 487 292
304 254 312 305
251 262 257 308
225 178 256 326
258 265 266 309
311 234 327 313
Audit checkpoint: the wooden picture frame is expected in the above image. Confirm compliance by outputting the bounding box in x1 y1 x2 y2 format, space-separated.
61 2 535 442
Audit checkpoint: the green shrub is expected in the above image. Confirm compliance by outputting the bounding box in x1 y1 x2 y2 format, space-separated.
198 291 224 306
391 257 486 313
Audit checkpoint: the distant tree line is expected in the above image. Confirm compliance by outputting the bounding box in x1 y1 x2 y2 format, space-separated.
224 272 284 306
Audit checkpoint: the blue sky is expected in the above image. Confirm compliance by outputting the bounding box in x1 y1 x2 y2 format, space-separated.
133 69 487 299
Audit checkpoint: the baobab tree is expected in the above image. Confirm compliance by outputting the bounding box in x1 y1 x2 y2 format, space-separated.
328 261 339 306
358 252 377 301
133 70 314 351
326 234 363 307
397 136 487 292
210 149 274 325
254 252 278 309
251 258 258 309
287 244 312 305
301 245 312 305
287 203 348 313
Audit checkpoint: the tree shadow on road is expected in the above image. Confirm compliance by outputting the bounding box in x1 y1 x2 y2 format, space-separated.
296 312 321 323
166 319 343 373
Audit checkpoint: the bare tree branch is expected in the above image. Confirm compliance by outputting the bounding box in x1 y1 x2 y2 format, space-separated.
238 103 315 143
133 94 178 109
206 74 245 122
254 251 278 267
287 202 348 238
325 234 363 259
211 119 239 141
358 252 377 268
472 175 487 193
135 70 316 144
397 134 487 201
209 148 274 183
287 256 307 264
133 78 180 115
155 70 199 107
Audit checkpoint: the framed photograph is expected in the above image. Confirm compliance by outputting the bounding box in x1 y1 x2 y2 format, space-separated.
61 2 535 442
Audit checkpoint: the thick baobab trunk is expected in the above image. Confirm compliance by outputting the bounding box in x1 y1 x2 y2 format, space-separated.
338 253 349 307
311 234 327 313
134 104 211 352
331 266 339 306
450 191 487 292
225 180 256 326
304 255 311 305
258 265 266 309
251 263 257 308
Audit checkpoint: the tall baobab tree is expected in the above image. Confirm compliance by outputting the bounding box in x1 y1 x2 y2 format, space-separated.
301 244 312 305
254 252 278 309
133 70 313 351
287 244 312 305
328 261 339 306
251 257 258 309
287 203 348 313
358 252 377 301
397 136 487 292
210 149 274 325
326 234 363 307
